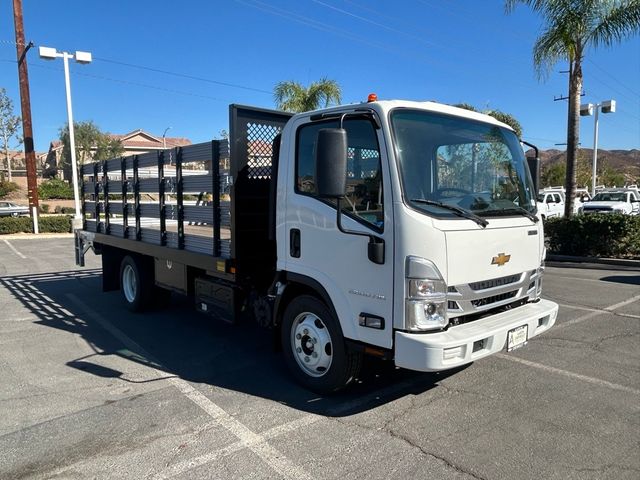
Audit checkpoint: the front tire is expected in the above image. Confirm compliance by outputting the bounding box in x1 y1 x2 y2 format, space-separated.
281 295 362 394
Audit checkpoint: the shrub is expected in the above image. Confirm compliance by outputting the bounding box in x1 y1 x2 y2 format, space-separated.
39 204 50 213
0 216 32 234
0 215 71 234
545 214 640 259
54 205 76 214
39 216 72 233
39 178 74 199
0 180 19 198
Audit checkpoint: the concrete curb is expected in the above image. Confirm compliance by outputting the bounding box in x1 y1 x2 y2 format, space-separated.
0 233 73 240
547 254 640 270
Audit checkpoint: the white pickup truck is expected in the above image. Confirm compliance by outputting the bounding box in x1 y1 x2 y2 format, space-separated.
536 189 565 219
580 188 640 215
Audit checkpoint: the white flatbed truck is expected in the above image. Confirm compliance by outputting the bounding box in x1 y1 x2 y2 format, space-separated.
75 99 558 393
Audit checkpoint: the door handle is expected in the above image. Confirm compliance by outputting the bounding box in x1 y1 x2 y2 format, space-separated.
290 229 301 258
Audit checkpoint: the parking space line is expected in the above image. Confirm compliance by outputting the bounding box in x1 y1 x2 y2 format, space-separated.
3 240 26 259
65 294 313 480
155 414 321 480
558 302 640 320
604 293 640 312
498 292 640 395
552 293 640 331
496 354 640 395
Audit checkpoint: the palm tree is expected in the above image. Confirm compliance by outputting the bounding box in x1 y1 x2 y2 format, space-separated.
506 0 640 216
274 78 342 113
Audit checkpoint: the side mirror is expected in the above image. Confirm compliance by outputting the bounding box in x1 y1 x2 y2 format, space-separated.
522 141 540 194
316 128 347 199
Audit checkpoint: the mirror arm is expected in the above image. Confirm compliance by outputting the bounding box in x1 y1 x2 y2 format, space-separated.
336 199 385 264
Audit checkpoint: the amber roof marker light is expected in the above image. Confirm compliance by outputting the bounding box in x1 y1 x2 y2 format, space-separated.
367 93 378 102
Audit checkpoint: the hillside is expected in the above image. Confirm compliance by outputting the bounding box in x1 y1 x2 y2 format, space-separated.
529 148 640 185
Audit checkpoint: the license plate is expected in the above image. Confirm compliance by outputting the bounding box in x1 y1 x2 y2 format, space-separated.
507 325 528 351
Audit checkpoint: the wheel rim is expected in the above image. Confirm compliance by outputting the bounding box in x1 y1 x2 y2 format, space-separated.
122 264 137 303
290 312 333 378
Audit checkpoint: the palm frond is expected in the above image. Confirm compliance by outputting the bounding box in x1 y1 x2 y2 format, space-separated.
588 0 640 47
532 23 573 78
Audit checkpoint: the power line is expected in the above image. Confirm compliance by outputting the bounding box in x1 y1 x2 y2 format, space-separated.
92 57 273 95
235 0 550 95
587 58 639 99
2 58 240 104
2 38 273 96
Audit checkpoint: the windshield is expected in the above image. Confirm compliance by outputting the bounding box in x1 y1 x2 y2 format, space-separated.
391 109 536 219
592 192 627 202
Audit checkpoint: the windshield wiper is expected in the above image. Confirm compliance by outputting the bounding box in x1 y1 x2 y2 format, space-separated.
484 206 539 223
411 199 489 228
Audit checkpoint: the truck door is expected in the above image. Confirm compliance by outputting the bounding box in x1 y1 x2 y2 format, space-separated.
283 115 394 349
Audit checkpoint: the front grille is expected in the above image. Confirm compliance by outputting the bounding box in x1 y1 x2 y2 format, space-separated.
471 290 518 307
584 206 612 212
448 270 536 318
469 274 521 291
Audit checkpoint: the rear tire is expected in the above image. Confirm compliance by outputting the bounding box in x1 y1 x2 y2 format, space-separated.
119 255 152 312
281 295 362 394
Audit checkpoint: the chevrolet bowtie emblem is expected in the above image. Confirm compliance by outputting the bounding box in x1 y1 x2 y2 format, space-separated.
491 253 511 266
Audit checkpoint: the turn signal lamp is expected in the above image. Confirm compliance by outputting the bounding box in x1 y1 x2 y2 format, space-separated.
367 93 378 102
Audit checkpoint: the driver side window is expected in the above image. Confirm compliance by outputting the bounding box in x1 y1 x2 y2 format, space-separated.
295 118 384 231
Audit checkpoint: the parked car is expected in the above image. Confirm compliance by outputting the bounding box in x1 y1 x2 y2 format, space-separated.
579 189 640 215
0 201 30 217
536 190 565 219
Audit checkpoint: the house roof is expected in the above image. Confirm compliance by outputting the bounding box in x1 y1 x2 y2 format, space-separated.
46 130 192 153
112 129 192 149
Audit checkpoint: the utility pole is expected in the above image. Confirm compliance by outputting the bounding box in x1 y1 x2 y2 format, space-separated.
12 0 39 213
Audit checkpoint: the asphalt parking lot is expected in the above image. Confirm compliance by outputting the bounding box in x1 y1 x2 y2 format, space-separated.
0 236 638 480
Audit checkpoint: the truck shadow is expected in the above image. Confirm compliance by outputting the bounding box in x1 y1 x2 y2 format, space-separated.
599 275 640 286
0 269 463 417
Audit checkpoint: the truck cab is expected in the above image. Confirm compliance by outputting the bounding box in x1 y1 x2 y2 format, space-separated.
274 100 557 390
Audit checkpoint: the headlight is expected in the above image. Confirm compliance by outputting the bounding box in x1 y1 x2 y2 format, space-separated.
405 256 448 331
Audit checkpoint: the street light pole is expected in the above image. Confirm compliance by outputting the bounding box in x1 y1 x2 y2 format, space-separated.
162 126 172 149
591 105 600 197
39 46 92 227
579 99 616 196
62 52 82 222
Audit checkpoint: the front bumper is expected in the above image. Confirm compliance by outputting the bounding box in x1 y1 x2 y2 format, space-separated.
394 299 558 372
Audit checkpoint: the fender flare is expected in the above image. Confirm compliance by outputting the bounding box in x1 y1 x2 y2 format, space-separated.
272 271 338 328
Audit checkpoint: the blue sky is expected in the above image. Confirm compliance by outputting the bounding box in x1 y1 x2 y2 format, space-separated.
1 0 639 153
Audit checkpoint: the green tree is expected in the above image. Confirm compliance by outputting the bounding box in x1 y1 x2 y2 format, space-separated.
453 103 523 137
274 78 341 113
453 103 479 112
506 0 640 217
541 162 565 187
599 159 626 186
59 121 124 168
0 88 22 182
485 110 523 138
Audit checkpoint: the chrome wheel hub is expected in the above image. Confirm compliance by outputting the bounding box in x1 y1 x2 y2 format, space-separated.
290 312 332 377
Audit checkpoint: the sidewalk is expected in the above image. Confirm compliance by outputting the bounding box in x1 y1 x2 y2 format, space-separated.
547 254 640 270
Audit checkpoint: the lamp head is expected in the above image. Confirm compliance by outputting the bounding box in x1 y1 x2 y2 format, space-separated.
38 46 58 60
